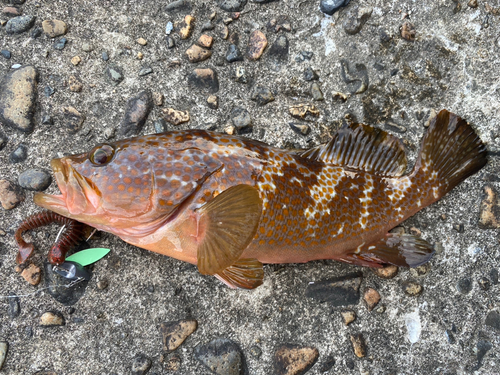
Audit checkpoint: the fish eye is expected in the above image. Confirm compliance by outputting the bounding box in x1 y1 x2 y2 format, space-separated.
89 144 115 166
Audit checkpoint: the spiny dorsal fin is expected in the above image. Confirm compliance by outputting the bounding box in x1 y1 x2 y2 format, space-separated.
215 258 264 289
299 123 408 177
196 185 262 275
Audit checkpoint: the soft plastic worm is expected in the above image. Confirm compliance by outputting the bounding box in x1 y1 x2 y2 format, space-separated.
15 210 86 265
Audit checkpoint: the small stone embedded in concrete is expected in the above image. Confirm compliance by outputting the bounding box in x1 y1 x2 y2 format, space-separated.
42 19 68 37
160 319 198 352
274 344 319 375
0 65 38 133
289 104 319 119
468 0 478 7
136 37 147 46
31 26 42 38
187 68 219 93
226 44 243 63
207 95 219 109
118 90 153 136
350 334 366 358
403 281 423 296
225 124 237 135
0 179 24 210
153 92 164 106
9 143 28 163
479 185 500 229
106 65 124 85
102 52 109 61
131 354 152 375
249 346 262 358
164 354 182 371
233 66 248 83
485 311 500 331
247 30 267 60
186 44 212 63
0 342 7 371
97 278 109 290
457 277 472 294
21 263 42 285
179 15 195 39
219 0 247 12
320 0 350 15
363 288 381 311
1 50 11 59
138 66 153 76
3 7 21 17
478 277 491 291
372 265 398 279
40 311 65 327
332 91 348 102
251 85 274 106
409 263 431 278
82 43 93 52
310 82 324 101
8 293 20 318
288 123 310 136
231 107 252 130
166 36 176 48
343 6 373 35
71 56 81 66
303 67 318 81
340 59 369 94
44 85 55 97
137 52 144 60
62 106 85 133
18 169 52 191
165 0 192 12
318 355 335 373
305 273 362 307
68 75 83 92
401 22 416 42
54 38 68 50
268 34 289 66
154 119 167 133
218 24 230 39
197 34 214 48
162 108 190 125
194 338 244 375
341 310 356 326
6 15 35 34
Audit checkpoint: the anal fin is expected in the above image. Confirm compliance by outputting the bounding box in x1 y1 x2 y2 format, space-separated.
339 233 435 268
215 259 264 289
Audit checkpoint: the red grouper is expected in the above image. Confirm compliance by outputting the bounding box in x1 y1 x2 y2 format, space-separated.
34 110 487 289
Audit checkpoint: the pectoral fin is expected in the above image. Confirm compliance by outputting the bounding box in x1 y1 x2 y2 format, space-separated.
196 184 262 275
339 233 435 268
215 258 264 289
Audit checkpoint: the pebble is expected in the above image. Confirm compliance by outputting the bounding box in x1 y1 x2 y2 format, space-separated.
44 261 90 305
8 293 20 318
490 268 499 284
165 0 192 12
230 107 252 131
318 355 335 373
44 85 55 97
0 65 38 132
476 340 492 370
71 56 81 66
402 281 423 296
106 65 124 85
267 15 292 33
1 50 11 59
0 179 24 209
42 19 68 37
251 85 274 106
303 67 319 81
138 66 153 76
219 0 247 12
152 92 164 106
201 21 215 31
372 265 398 279
9 143 28 163
456 277 472 294
164 354 182 371
179 15 195 39
118 91 153 136
350 334 366 358
11 64 21 69
274 344 319 375
186 44 212 63
295 51 313 63
233 66 248 83
479 185 500 229
485 310 500 330
136 52 144 60
0 342 7 370
332 91 348 102
468 0 478 7
288 123 310 135
226 44 243 63
340 59 369 94
62 106 85 133
21 263 42 285
68 75 83 92
341 310 356 325
96 278 109 290
289 104 319 119
160 319 198 352
3 6 21 16
165 21 174 35
82 43 93 52
136 37 147 46
162 108 190 125
409 263 431 278
477 277 490 291
18 169 52 191
131 354 152 375
54 38 68 50
194 338 244 375
218 24 230 39
40 311 65 327
249 346 262 358
225 124 237 135
101 52 109 61
6 15 35 34
187 68 219 93
166 36 176 48
310 83 324 101
320 0 351 15
154 119 167 133
445 329 455 344
305 273 362 306
268 34 289 67
363 287 381 311
197 34 214 48
343 6 373 35
401 22 416 42
247 30 267 60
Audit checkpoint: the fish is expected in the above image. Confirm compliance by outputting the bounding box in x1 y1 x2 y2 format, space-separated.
34 109 487 289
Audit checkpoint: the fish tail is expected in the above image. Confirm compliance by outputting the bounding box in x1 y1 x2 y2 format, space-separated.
412 109 487 205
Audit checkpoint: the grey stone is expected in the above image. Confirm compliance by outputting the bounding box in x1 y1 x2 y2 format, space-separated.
8 293 20 318
233 66 248 83
154 119 167 133
131 354 152 375
187 68 219 93
9 143 28 163
5 15 35 34
44 86 55 97
320 0 350 15
231 107 252 130
101 52 109 61
0 342 7 371
485 311 500 330
165 0 192 12
62 106 85 133
219 0 247 12
106 65 124 85
305 273 362 306
251 85 274 106
1 50 11 59
340 59 369 94
194 338 244 375
226 44 243 63
303 67 319 81
0 65 38 132
54 37 68 50
343 6 373 35
30 26 42 38
42 115 54 125
268 35 289 69
311 82 324 101
166 36 175 48
118 91 153 136
18 169 52 191
456 277 472 294
138 66 153 76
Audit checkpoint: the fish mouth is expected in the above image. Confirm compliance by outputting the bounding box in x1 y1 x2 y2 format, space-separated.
34 158 102 218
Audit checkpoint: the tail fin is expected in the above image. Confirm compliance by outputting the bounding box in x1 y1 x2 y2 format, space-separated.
413 110 487 202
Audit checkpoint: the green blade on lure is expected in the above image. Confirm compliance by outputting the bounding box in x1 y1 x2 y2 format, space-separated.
65 248 111 267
